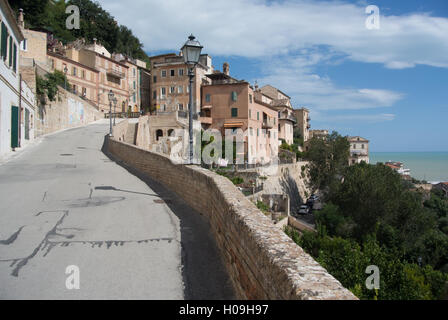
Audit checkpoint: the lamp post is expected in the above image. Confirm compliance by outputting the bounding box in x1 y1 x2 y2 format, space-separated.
181 34 203 164
113 97 117 126
64 66 68 91
108 90 114 136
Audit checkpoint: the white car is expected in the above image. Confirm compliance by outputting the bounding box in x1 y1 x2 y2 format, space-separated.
298 205 310 215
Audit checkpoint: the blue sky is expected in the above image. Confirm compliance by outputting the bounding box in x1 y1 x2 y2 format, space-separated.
98 0 448 152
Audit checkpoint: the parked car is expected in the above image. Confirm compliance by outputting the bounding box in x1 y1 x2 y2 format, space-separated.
298 205 310 215
309 194 319 201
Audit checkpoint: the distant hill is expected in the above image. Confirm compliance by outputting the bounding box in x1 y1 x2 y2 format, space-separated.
9 0 150 64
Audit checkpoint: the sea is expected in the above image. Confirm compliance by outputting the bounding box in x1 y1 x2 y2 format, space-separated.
370 152 448 183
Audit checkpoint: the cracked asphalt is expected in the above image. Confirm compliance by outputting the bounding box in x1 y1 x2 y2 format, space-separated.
0 121 234 300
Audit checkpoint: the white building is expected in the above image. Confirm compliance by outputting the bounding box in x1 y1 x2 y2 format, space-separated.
348 136 369 165
0 0 35 157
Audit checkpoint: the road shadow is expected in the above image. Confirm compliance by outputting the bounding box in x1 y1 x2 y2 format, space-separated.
101 136 236 300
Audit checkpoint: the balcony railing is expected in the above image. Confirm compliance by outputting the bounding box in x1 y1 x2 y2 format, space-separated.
107 68 125 79
279 114 297 123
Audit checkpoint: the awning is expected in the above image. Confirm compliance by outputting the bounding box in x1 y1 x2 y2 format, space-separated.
224 122 244 128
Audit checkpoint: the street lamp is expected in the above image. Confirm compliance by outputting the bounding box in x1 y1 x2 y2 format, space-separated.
181 34 203 164
113 97 117 126
108 90 114 136
63 66 68 91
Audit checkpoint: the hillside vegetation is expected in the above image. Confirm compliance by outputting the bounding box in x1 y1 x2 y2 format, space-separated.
10 0 149 64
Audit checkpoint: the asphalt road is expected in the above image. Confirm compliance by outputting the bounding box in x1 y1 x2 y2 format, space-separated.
0 121 234 300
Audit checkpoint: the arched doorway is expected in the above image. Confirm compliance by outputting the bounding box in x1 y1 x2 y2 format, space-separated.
156 129 163 141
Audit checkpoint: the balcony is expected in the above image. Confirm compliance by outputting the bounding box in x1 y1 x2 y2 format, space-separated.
107 68 125 79
262 118 274 129
200 116 212 124
279 114 297 123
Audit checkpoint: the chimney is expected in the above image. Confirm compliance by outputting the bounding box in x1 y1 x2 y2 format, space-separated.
254 80 259 91
223 62 229 76
18 9 25 29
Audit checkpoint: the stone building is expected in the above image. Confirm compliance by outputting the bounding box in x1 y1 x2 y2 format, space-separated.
348 136 369 164
309 129 328 140
258 84 296 145
200 64 279 165
293 107 310 143
0 0 35 157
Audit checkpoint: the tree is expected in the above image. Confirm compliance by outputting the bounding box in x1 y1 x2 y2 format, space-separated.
305 131 350 194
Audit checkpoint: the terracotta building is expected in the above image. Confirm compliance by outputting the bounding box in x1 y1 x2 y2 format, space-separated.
145 52 212 144
65 40 129 113
47 51 99 106
201 64 279 165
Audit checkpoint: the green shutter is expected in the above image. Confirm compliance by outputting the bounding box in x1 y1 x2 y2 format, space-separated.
231 108 238 117
13 43 17 72
231 91 237 101
1 22 7 59
9 36 13 66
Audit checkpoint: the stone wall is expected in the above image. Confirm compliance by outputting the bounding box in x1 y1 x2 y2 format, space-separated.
105 137 357 300
35 86 102 137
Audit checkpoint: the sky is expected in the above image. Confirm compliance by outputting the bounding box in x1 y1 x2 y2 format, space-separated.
97 0 448 152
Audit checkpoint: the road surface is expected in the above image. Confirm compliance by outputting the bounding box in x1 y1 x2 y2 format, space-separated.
0 121 234 299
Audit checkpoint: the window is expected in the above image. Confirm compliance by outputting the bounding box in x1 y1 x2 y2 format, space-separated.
178 103 184 110
81 70 85 78
161 87 166 97
257 112 260 121
153 76 157 83
1 22 8 60
205 94 211 103
133 68 136 76
231 91 237 102
170 69 175 77
153 91 157 99
8 36 12 67
22 39 27 51
82 87 87 96
231 108 238 117
362 144 365 149
161 70 167 77
72 85 77 93
178 86 183 94
257 128 259 137
170 86 175 94
12 42 17 72
133 81 136 90
250 128 253 136
249 109 252 119
178 69 184 76
249 94 252 103
274 118 276 125
73 67 77 76
162 104 167 111
133 93 136 103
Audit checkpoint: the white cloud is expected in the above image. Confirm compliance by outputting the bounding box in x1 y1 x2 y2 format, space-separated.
99 0 448 69
257 53 404 111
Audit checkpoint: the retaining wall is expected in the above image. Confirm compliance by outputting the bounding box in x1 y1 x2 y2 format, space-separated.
105 137 357 300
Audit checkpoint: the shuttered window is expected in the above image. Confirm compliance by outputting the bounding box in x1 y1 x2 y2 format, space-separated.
231 108 238 117
9 36 13 67
1 22 7 60
231 91 237 102
13 43 17 72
